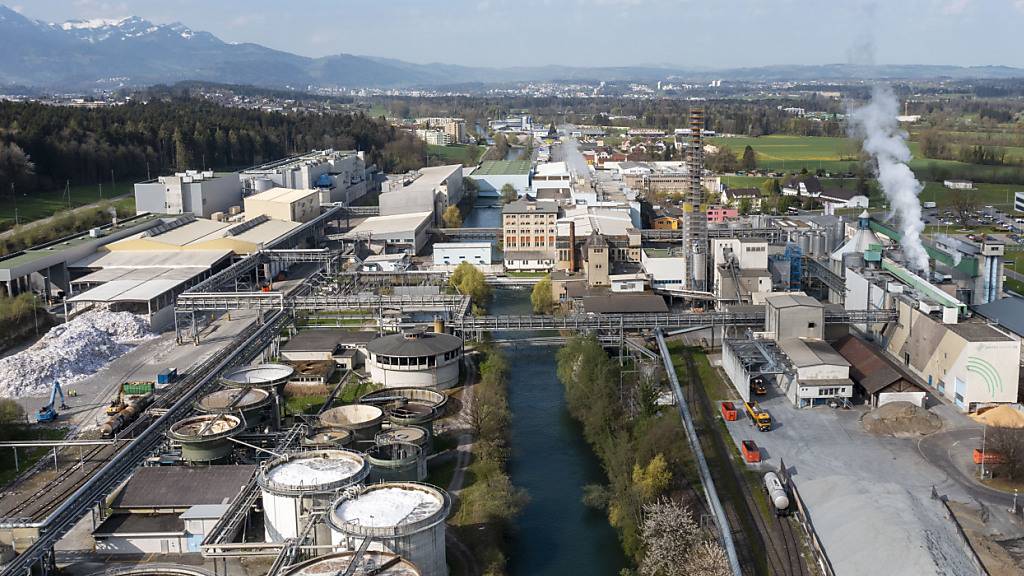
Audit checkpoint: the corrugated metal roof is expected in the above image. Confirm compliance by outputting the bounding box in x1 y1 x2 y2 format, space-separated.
972 297 1024 337
111 465 256 509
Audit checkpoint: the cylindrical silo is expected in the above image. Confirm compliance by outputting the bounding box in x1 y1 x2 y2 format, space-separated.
328 483 450 576
300 429 354 450
319 404 385 444
259 449 369 543
282 551 421 576
196 387 272 431
253 177 274 194
167 414 242 463
691 252 706 286
365 443 425 483
799 233 811 254
377 425 431 455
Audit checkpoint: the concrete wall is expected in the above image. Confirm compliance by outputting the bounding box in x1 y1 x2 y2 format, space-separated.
470 174 530 195
188 173 242 218
721 341 752 403
641 253 686 290
134 182 167 215
433 244 492 267
94 534 186 554
766 303 824 340
368 359 460 389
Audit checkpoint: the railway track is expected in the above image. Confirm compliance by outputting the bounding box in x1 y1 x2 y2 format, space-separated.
679 348 809 576
0 314 269 525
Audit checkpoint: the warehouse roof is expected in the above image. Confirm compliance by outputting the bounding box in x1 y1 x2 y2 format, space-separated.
779 338 849 369
833 335 910 394
366 329 462 357
283 329 376 353
246 187 319 203
111 465 256 509
503 200 559 214
474 160 532 176
71 249 231 271
67 267 209 303
343 212 432 238
765 293 823 310
972 297 1024 337
582 293 669 314
947 321 1014 342
94 513 184 536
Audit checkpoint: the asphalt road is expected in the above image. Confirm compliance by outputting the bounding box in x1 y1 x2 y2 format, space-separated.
917 426 1017 509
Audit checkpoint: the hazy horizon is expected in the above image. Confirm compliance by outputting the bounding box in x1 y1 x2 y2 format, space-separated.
6 0 1024 69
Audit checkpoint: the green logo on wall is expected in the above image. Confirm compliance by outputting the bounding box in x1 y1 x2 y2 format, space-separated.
966 357 1003 396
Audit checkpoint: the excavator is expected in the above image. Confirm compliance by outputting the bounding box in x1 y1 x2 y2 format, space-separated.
36 380 69 423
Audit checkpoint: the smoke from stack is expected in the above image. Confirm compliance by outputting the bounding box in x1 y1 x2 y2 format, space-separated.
849 85 929 272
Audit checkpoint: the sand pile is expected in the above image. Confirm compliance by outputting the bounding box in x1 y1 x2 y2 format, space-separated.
863 401 942 436
0 309 154 397
970 405 1024 429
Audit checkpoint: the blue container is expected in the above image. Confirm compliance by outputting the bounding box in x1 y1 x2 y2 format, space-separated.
157 367 178 385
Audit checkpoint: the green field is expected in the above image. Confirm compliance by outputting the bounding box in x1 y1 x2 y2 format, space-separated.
0 182 135 231
426 144 484 165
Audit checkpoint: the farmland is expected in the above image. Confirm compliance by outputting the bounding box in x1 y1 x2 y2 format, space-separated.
0 182 135 232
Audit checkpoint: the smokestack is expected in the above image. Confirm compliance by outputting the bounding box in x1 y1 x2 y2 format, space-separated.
850 86 929 272
568 220 577 272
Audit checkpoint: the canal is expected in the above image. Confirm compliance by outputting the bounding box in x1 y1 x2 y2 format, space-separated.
488 288 627 576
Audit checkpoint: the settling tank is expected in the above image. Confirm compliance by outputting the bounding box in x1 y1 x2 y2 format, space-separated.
167 414 242 463
385 402 437 436
360 387 448 414
319 404 385 442
259 449 369 543
300 429 354 450
196 387 272 430
376 425 431 455
221 364 294 392
328 482 450 576
365 442 425 483
282 551 420 576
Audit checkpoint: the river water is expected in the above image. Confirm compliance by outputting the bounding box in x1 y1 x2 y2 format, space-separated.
488 288 627 576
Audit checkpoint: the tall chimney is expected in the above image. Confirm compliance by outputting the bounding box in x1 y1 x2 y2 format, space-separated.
568 220 577 272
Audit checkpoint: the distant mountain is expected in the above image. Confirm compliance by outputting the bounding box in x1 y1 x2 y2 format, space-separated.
0 4 1022 91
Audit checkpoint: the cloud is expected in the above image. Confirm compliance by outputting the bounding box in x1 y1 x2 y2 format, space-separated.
941 0 972 14
1014 0 1024 12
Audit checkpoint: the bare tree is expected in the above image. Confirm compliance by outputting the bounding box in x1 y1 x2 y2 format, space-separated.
639 498 730 576
949 188 977 226
987 426 1024 481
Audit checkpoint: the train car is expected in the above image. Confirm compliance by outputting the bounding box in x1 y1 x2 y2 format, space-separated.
763 471 791 516
100 393 153 438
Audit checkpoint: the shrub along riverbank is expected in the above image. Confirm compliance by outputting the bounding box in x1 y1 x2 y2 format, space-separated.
450 343 528 575
556 335 699 565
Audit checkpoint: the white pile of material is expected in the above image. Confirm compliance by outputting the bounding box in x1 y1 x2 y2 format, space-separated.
0 310 154 397
266 454 364 488
336 486 442 528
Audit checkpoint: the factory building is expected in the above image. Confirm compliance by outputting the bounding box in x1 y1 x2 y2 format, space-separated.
281 329 376 368
243 188 321 223
764 293 824 341
380 165 463 226
503 200 559 270
134 171 242 219
467 160 532 198
240 149 368 205
531 162 573 198
711 238 772 306
641 247 687 292
834 334 927 407
93 465 255 554
777 337 854 408
433 242 494 270
365 329 463 389
342 212 432 255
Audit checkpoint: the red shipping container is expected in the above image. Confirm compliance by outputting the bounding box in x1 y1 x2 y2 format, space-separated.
721 402 738 421
742 440 761 463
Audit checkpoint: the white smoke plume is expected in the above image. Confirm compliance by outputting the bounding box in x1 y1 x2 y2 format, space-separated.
849 85 930 272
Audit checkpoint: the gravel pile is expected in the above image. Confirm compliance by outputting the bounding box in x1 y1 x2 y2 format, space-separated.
863 401 942 437
0 310 154 397
970 405 1024 428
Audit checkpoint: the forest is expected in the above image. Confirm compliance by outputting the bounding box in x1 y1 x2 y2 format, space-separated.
0 96 428 200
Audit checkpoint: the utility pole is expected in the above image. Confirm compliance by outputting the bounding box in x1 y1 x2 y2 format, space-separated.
111 169 116 197
11 183 18 227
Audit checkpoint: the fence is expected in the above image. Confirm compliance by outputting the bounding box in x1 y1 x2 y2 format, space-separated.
930 486 990 576
777 459 836 576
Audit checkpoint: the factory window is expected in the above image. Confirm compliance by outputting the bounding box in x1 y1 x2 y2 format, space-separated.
807 322 816 329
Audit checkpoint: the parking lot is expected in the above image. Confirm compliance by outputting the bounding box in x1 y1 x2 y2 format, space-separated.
719 387 979 576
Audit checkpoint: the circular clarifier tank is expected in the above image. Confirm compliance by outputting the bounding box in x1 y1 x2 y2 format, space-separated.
221 363 294 390
365 442 425 483
196 387 272 429
360 387 448 412
376 425 430 454
167 414 242 463
282 551 421 576
319 404 385 442
328 482 449 576
300 428 354 450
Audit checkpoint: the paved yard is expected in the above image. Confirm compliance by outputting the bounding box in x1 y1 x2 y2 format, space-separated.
721 387 980 576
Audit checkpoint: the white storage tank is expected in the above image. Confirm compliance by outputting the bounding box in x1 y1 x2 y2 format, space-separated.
328 483 450 576
319 404 385 443
258 449 369 543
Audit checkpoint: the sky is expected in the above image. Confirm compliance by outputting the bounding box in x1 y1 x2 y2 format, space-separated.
8 0 1024 68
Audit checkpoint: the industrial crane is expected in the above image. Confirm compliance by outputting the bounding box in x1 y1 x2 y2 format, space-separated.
36 380 69 423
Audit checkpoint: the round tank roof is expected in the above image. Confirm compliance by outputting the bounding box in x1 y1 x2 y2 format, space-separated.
365 442 420 465
197 387 271 412
386 402 435 422
376 426 428 446
360 387 448 411
329 482 449 536
221 364 294 388
168 414 241 441
366 330 462 358
300 429 353 448
260 449 368 494
282 551 420 576
320 404 384 431
88 565 218 576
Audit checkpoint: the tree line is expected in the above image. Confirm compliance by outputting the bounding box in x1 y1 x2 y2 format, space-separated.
0 96 430 198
